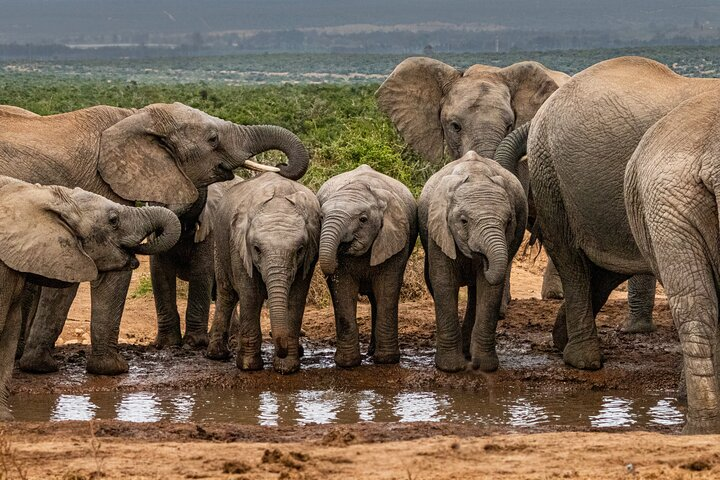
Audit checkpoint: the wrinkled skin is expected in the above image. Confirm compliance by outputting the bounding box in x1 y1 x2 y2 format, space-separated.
207 173 320 374
0 103 309 376
0 176 180 420
626 90 720 434
152 177 243 350
377 57 565 302
418 152 527 372
520 57 719 373
316 165 418 367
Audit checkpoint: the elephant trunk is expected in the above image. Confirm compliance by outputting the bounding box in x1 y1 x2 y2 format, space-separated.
494 122 530 180
318 213 347 276
126 206 182 255
265 262 292 359
470 225 508 286
232 124 310 180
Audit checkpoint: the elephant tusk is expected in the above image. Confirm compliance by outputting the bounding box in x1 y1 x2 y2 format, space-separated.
244 159 281 173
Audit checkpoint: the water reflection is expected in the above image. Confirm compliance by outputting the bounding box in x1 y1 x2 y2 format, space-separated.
11 387 684 429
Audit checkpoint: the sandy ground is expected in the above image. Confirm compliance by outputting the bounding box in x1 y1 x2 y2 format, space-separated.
4 250 720 479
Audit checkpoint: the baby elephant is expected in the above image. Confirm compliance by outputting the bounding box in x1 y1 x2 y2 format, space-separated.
317 165 418 367
207 173 320 374
0 176 180 420
419 151 527 373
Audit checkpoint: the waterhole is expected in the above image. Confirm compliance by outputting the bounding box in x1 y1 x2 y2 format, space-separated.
10 387 683 429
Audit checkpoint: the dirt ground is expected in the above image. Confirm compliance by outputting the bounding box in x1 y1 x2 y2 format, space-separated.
4 250 720 479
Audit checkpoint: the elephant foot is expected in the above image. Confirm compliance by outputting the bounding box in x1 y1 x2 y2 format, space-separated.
552 313 569 351
86 350 129 375
154 329 182 349
372 350 400 364
682 416 720 435
206 339 231 361
435 349 467 373
18 347 58 374
273 356 300 375
471 351 499 372
563 339 603 370
182 331 209 350
620 317 656 334
236 352 263 371
541 283 564 300
335 350 362 369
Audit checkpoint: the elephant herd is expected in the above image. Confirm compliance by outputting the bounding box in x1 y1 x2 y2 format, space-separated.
0 54 717 435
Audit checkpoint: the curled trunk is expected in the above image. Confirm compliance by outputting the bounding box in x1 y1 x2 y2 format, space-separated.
234 124 310 180
493 122 530 179
125 206 181 255
265 264 291 359
318 214 346 276
471 226 508 286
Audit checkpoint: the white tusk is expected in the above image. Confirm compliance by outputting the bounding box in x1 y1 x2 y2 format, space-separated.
244 160 280 173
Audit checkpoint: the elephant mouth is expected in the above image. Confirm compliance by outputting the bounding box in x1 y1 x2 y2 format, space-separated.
214 163 236 181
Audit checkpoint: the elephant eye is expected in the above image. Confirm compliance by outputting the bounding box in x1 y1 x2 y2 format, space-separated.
450 121 462 133
254 245 261 255
208 132 219 148
297 245 304 255
505 123 514 135
460 217 468 226
109 213 120 228
359 215 368 224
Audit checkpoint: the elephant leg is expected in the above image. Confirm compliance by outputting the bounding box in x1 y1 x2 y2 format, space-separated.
328 274 361 368
622 274 657 333
235 289 264 371
182 242 214 349
0 299 23 421
470 277 503 372
16 283 40 360
86 270 132 375
428 246 465 372
541 256 564 300
461 284 477 360
206 284 238 361
150 254 182 348
370 269 402 364
18 283 79 374
367 292 377 357
500 265 511 319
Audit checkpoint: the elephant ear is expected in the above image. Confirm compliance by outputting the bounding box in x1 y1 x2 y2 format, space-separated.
498 62 563 127
376 57 461 162
230 185 277 278
285 190 321 278
427 173 468 260
368 187 410 267
97 106 198 205
0 183 98 283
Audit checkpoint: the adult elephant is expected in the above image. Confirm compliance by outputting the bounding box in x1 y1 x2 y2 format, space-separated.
495 56 717 372
0 102 308 375
625 90 720 434
376 57 566 300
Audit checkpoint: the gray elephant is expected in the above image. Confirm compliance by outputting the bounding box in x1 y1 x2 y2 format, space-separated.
316 165 418 367
495 56 718 374
419 151 527 372
207 173 320 374
625 90 720 434
0 102 308 376
151 176 243 349
377 57 566 302
0 176 180 420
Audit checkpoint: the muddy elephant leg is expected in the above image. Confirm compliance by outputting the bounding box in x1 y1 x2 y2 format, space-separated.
428 245 465 372
461 284 477 360
15 283 40 360
622 274 657 333
86 270 132 375
235 288 264 371
370 269 402 364
328 273 361 368
500 265 511 319
18 283 79 373
0 299 23 421
150 254 182 348
470 276 504 372
367 292 377 357
182 240 214 349
541 256 564 300
206 283 238 361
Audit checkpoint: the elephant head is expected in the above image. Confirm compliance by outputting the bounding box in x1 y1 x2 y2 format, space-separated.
317 175 409 276
97 102 309 208
0 177 181 284
377 57 567 162
231 176 320 371
427 153 527 285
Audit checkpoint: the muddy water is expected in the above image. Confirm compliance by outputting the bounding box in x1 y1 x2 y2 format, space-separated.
10 386 683 429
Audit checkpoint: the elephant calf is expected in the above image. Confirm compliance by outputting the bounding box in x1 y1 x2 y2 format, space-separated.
152 176 243 349
0 176 180 419
419 151 527 372
317 165 418 367
207 173 320 374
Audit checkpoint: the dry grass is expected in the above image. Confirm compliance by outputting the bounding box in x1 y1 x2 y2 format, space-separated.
0 431 27 480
